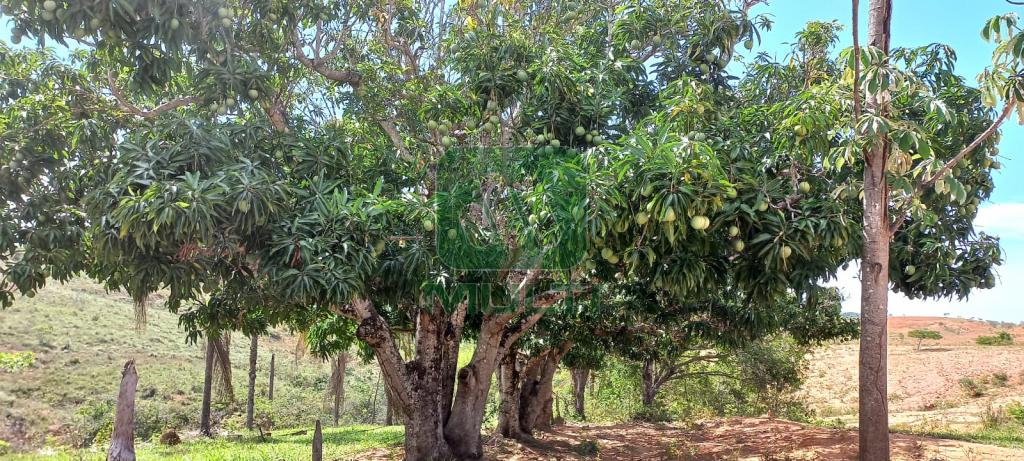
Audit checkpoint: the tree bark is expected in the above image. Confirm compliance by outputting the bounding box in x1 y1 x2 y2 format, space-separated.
332 352 348 426
246 335 258 431
341 288 561 461
268 352 275 401
445 314 505 458
570 368 589 419
518 344 569 435
641 358 659 407
312 420 323 461
860 1 893 460
497 346 525 439
107 360 138 461
200 336 215 437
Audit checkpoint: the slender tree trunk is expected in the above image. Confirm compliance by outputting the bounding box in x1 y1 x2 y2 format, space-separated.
246 335 258 431
570 368 589 419
268 352 275 401
641 359 658 407
200 336 215 437
107 360 138 461
385 393 394 426
497 346 525 439
332 352 347 426
860 1 893 460
312 420 323 461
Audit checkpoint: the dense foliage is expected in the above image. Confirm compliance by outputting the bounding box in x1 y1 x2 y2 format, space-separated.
1 0 1019 458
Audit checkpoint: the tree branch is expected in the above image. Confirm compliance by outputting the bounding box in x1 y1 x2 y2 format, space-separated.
292 29 362 87
106 71 200 118
889 100 1015 237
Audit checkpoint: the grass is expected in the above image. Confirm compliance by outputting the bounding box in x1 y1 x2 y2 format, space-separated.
0 279 396 453
891 424 1024 449
2 424 404 460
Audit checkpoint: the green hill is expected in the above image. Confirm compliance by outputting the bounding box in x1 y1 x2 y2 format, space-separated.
0 279 391 455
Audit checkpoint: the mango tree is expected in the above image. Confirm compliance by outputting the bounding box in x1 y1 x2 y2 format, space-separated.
847 2 1022 458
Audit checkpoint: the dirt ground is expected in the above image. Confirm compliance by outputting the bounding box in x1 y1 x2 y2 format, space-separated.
800 317 1024 429
360 417 1024 460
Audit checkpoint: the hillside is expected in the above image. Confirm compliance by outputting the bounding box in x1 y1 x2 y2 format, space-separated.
0 279 389 452
802 316 1024 431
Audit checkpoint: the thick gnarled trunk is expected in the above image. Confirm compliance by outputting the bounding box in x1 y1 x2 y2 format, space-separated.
344 279 566 460
497 346 525 439
860 1 893 460
496 343 571 440
519 350 560 434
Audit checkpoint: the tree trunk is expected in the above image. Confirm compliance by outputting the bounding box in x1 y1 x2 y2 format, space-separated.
860 1 893 460
497 346 525 439
569 368 589 419
518 345 567 435
312 420 323 461
246 335 258 431
332 352 348 426
268 352 275 401
107 360 138 461
641 359 658 407
200 336 215 437
444 315 507 459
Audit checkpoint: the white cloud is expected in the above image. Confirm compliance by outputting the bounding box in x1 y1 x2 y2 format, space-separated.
827 203 1024 323
975 203 1024 239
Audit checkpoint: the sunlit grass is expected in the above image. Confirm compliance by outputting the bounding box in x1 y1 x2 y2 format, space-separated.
4 424 404 460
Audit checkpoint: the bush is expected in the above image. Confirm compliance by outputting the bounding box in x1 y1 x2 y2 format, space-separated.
976 331 1014 346
0 351 35 372
631 405 673 423
573 439 600 457
960 377 984 398
992 372 1010 387
1007 402 1024 424
0 440 10 456
71 400 113 448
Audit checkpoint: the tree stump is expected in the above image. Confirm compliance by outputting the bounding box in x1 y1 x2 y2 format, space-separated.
312 420 323 461
107 360 138 461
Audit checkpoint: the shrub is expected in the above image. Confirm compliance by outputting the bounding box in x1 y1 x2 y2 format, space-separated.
0 440 10 456
158 430 181 446
1007 402 1024 424
960 377 984 398
992 372 1010 387
976 331 1014 346
573 439 600 457
631 405 673 423
0 351 35 372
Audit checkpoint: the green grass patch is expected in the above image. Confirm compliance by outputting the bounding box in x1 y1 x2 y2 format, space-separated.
891 424 1024 449
2 424 403 460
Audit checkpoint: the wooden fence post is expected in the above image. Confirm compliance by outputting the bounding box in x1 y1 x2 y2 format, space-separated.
268 352 275 400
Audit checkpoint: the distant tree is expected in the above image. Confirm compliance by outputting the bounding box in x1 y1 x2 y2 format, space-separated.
907 329 942 351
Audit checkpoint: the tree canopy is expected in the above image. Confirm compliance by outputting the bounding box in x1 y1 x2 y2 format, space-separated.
1 1 1019 460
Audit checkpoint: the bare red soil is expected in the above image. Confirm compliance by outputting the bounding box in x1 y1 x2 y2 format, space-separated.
361 417 1024 460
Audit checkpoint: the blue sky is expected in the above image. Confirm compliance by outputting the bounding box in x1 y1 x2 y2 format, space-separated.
748 0 1024 321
